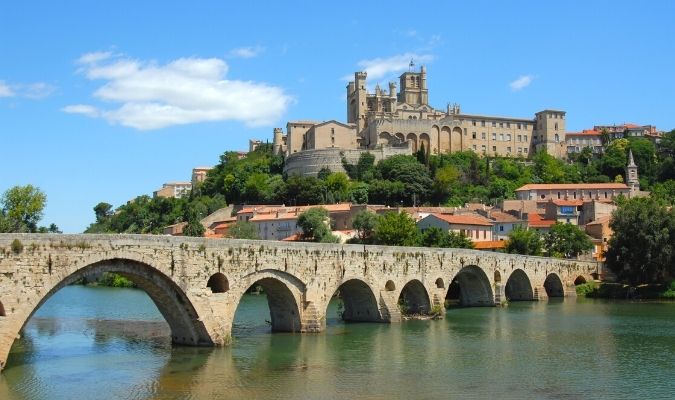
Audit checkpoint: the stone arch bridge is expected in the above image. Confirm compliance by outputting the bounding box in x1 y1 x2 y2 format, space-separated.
0 234 599 371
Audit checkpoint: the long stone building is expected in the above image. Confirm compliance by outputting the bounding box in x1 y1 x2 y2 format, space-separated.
271 65 567 176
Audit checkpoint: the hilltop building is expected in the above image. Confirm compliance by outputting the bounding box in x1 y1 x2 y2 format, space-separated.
261 65 567 176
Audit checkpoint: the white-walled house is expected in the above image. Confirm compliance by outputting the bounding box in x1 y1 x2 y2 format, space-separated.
417 213 494 242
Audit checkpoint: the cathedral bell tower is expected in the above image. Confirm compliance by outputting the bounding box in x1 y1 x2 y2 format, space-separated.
625 149 639 192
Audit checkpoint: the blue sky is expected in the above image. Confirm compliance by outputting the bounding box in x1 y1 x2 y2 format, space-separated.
1 1 674 233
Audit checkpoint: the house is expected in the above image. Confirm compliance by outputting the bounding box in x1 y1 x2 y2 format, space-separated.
526 213 557 233
515 183 631 202
544 199 584 225
585 215 613 261
417 213 494 242
482 210 525 240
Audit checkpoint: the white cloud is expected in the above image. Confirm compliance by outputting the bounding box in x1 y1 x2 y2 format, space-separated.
64 52 293 130
0 80 54 99
509 75 535 91
228 46 265 59
78 51 114 65
22 82 56 99
0 81 14 97
62 104 100 117
353 53 434 81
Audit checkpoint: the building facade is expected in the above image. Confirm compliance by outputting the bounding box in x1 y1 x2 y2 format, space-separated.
268 66 567 177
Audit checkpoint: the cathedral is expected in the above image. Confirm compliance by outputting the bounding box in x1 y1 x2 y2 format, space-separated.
269 65 567 176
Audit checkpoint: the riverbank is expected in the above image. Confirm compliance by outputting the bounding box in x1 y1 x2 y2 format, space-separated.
576 281 675 299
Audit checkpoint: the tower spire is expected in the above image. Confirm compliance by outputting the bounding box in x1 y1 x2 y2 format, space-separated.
627 149 637 167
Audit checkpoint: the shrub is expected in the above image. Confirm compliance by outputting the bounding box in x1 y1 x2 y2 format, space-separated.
10 239 23 254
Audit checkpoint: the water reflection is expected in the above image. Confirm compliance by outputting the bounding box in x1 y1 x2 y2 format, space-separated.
2 286 675 399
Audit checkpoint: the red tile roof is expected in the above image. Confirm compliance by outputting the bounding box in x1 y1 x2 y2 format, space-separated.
474 241 507 250
551 199 584 206
429 213 493 226
516 183 629 191
527 213 557 228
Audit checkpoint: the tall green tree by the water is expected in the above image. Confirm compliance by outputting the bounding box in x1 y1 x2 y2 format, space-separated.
606 197 675 284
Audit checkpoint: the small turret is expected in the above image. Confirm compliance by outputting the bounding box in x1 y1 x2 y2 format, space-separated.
273 127 284 155
389 82 397 98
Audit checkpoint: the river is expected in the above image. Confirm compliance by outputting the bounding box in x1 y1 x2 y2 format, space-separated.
1 285 674 399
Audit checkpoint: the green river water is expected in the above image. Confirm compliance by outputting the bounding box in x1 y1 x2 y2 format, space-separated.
1 285 674 399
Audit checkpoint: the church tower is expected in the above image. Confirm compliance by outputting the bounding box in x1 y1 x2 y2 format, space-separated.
625 149 640 192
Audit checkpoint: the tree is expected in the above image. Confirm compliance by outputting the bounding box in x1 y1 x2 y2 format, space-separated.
420 227 474 249
0 185 47 233
505 227 542 256
352 210 378 243
374 212 419 246
325 172 350 202
431 165 460 204
376 155 432 205
543 223 593 259
605 197 674 284
94 202 113 223
182 203 206 237
227 221 260 240
297 207 337 242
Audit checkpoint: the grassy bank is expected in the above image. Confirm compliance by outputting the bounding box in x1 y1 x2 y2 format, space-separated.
74 272 137 288
576 281 675 299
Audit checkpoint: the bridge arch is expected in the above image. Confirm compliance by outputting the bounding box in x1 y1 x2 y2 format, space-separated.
207 272 229 293
326 278 381 323
448 265 494 306
8 257 213 351
230 269 304 332
544 273 564 297
504 269 534 301
398 279 431 314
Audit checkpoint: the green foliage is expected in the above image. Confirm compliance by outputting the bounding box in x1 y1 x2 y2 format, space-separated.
10 239 23 254
605 197 674 284
94 202 113 223
505 227 542 256
98 272 136 288
374 212 419 246
0 185 47 233
376 155 432 205
297 207 337 242
543 223 593 259
285 175 326 205
227 221 260 240
575 281 598 296
420 227 474 249
351 210 378 244
651 180 675 205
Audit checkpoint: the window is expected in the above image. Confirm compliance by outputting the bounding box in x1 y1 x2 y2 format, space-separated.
472 132 477 139
573 191 577 199
604 192 608 199
499 122 504 128
540 194 546 199
557 192 561 199
481 132 486 139
481 120 486 127
472 120 477 126
524 135 528 142
507 146 511 153
463 128 467 134
506 134 512 141
507 122 511 128
499 225 504 232
517 123 522 129
492 121 496 127
555 122 559 131
492 146 497 152
518 135 522 142
524 148 528 153
518 147 522 153
492 133 497 140
483 230 487 239
481 145 486 152
499 134 504 141
472 144 477 150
